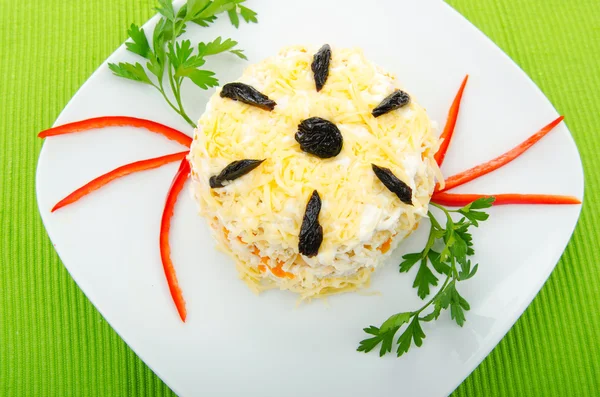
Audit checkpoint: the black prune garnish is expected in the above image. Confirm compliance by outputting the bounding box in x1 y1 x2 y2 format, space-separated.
372 164 413 205
298 190 323 257
209 159 265 188
371 90 411 118
295 117 343 158
220 83 276 111
311 44 332 92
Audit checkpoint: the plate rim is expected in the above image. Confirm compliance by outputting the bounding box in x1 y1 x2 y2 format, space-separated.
35 1 585 395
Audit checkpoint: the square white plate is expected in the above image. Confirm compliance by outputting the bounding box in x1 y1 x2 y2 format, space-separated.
36 0 583 396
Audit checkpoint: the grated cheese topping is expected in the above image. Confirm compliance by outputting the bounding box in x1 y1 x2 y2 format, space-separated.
189 45 441 298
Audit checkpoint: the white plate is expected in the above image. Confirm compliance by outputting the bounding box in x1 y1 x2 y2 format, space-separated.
36 0 584 396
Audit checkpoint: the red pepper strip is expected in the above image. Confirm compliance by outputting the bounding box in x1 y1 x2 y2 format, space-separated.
438 116 564 192
51 151 188 212
431 192 581 207
38 116 192 148
434 75 469 166
160 159 191 322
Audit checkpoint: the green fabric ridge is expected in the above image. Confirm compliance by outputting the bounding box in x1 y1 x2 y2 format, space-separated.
1 0 598 395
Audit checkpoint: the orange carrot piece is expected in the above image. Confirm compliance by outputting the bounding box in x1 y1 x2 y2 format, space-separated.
271 261 294 279
438 116 564 192
379 238 392 254
51 151 188 212
159 159 191 322
434 75 469 166
38 116 192 147
431 192 581 207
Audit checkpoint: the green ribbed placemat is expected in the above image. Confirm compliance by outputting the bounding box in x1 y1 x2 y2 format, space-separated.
1 0 599 395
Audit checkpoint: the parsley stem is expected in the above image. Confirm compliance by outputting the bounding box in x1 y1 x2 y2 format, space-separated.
431 201 456 231
415 274 451 317
452 257 459 279
168 66 196 128
430 201 452 217
165 25 197 129
154 80 196 129
422 220 437 257
167 62 179 102
153 81 183 118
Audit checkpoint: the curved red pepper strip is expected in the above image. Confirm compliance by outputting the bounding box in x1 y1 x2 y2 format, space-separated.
438 116 564 192
38 116 192 148
51 151 189 212
160 158 190 322
434 75 469 166
431 192 581 207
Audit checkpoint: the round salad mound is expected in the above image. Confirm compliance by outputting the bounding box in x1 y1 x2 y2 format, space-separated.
189 45 441 298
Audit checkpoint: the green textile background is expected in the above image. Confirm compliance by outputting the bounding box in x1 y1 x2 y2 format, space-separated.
1 0 599 395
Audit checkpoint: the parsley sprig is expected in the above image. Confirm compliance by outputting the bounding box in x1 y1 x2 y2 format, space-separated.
358 197 494 357
108 0 258 128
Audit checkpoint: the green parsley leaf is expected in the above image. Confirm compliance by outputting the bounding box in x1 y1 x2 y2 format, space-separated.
358 312 412 356
359 327 388 356
458 197 494 226
186 0 211 19
379 328 399 356
357 326 387 355
229 49 248 60
448 282 470 326
197 36 239 56
175 56 207 78
168 40 194 71
151 18 172 78
187 69 219 89
196 0 236 19
399 252 421 273
146 18 173 82
239 4 258 23
437 283 452 309
439 221 456 262
108 62 153 85
462 210 489 226
176 4 189 19
450 231 468 264
396 317 425 357
421 298 443 322
413 257 439 299
380 312 412 333
427 250 451 275
468 197 495 210
155 0 176 21
190 14 218 27
458 260 478 281
174 20 188 38
439 240 453 263
147 56 161 80
227 8 240 28
153 17 172 45
125 24 151 59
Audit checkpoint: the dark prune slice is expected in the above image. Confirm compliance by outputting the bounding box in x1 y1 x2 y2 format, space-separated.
295 117 343 158
371 90 411 118
209 159 265 188
220 82 276 111
372 164 413 205
298 190 323 257
311 44 331 92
